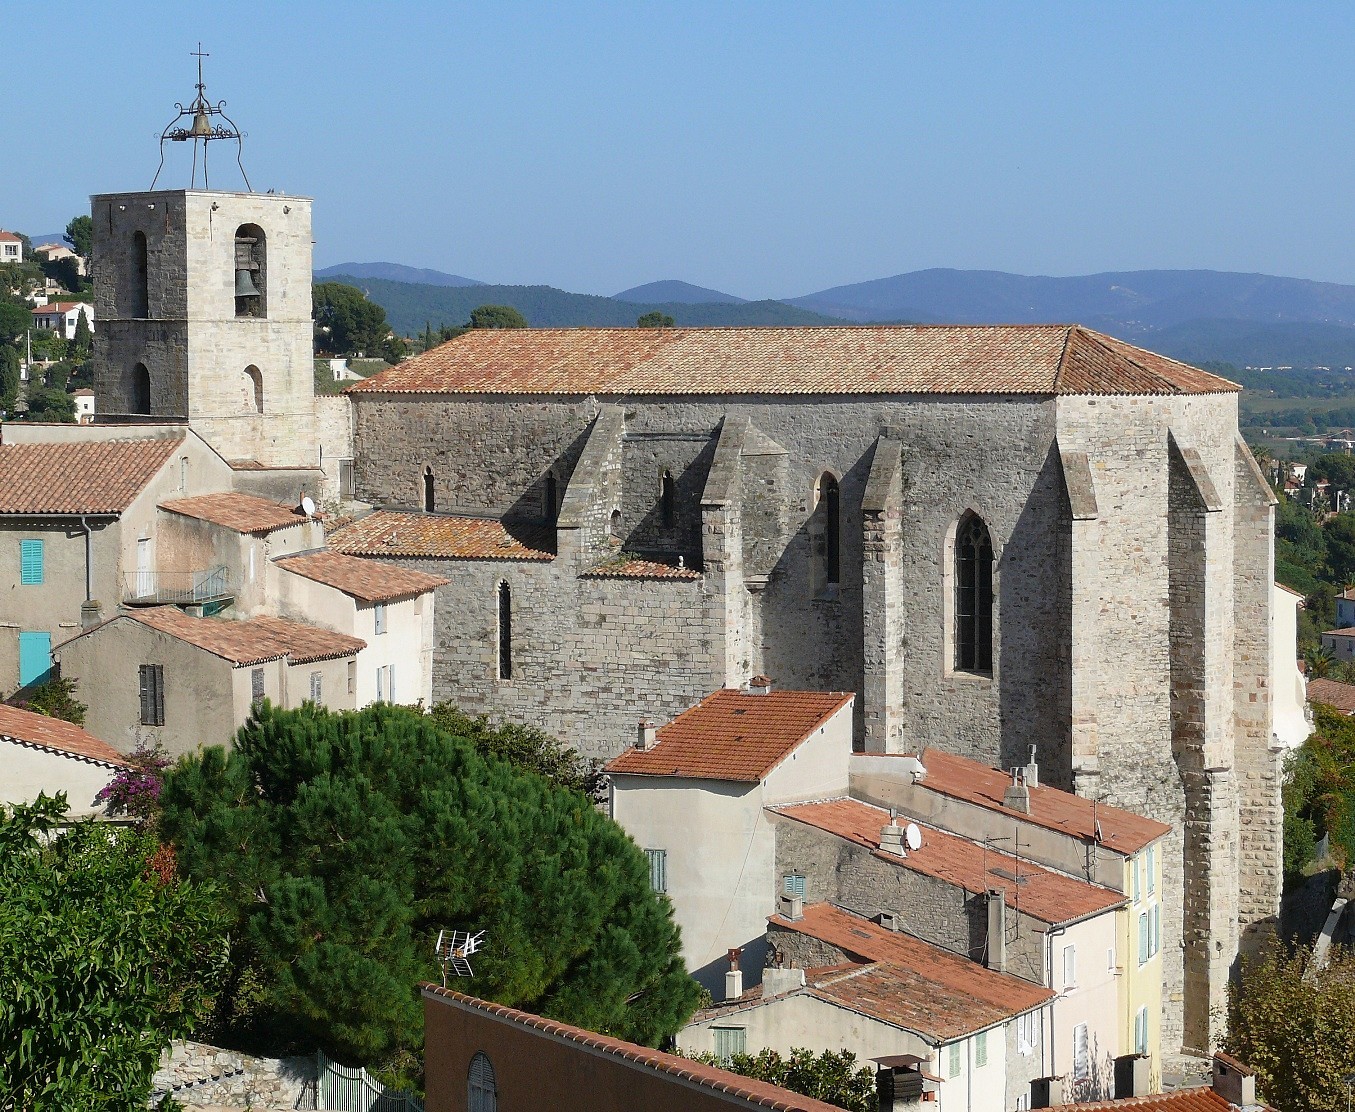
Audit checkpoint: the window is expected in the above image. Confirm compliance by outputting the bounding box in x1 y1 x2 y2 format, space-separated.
348 659 356 695
783 873 806 898
955 512 994 672
244 365 264 413
1150 904 1160 957
251 667 265 704
179 456 189 492
948 1042 962 1078
132 231 149 318
19 632 51 688
233 224 266 318
545 473 558 523
646 848 667 893
1147 846 1156 895
1133 854 1142 902
1072 1023 1089 1081
661 469 677 528
1016 1096 1030 1111
1134 1006 1149 1055
19 539 43 585
497 581 512 680
375 664 396 703
1138 911 1150 965
424 467 435 512
1017 1010 1038 1054
139 664 165 726
1107 946 1116 972
814 472 841 591
131 362 151 414
609 508 623 539
1062 944 1077 989
713 1027 746 1060
467 1052 497 1112
374 602 387 635
975 1030 988 1068
339 460 355 498
310 671 322 702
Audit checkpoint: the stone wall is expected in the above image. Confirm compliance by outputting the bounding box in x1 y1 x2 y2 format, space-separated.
151 1039 316 1108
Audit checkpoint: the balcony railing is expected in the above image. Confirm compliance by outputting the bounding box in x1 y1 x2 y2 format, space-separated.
124 565 233 606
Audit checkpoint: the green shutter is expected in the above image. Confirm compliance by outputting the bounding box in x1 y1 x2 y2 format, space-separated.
975 1030 988 1068
647 848 667 893
713 1027 745 1059
949 1042 962 1077
19 540 43 585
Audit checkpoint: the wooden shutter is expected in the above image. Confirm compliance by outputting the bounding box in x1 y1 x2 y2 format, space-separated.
139 665 152 724
251 667 264 702
19 539 43 585
310 671 322 702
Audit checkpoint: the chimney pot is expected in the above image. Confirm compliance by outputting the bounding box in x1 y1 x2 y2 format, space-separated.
725 949 744 1001
748 674 773 695
636 720 658 750
79 600 103 629
1003 770 1031 814
778 893 804 921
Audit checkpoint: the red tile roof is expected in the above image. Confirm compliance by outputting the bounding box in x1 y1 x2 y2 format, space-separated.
65 606 364 666
0 437 182 514
766 904 1053 1040
327 510 555 560
773 799 1123 924
1323 627 1355 637
31 302 84 316
1308 677 1355 715
606 688 854 782
0 702 127 766
0 231 21 242
276 549 449 602
582 556 701 580
422 986 843 1112
160 492 316 535
904 748 1172 854
1044 1088 1273 1112
346 325 1238 398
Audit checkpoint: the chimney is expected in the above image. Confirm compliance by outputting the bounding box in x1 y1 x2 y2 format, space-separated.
1114 1055 1151 1099
1003 769 1031 814
636 720 658 750
1030 1077 1065 1108
986 890 1007 972
879 809 908 856
79 600 103 629
1212 1052 1258 1109
748 674 773 695
877 910 902 932
1024 744 1040 788
724 948 743 1001
762 959 806 999
778 893 804 921
875 1056 941 1111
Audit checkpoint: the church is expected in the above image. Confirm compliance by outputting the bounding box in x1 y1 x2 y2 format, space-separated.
79 86 1278 1063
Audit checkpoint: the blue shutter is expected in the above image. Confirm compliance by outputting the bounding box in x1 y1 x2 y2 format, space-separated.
18 631 51 686
19 540 43 585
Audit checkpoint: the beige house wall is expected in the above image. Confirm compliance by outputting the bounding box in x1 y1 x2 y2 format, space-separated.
1 739 121 817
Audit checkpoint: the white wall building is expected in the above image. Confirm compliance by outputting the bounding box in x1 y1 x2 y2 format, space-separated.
1272 583 1310 748
0 702 129 818
30 301 94 340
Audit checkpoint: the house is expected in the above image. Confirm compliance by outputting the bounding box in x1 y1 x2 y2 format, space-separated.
1336 586 1355 630
606 683 854 989
771 797 1128 1100
31 301 94 340
1320 626 1355 661
1042 1051 1274 1111
33 242 87 276
421 986 842 1112
1273 583 1310 748
0 701 128 818
0 231 21 264
851 748 1171 1088
55 606 364 757
71 388 95 424
0 426 235 693
680 903 1055 1112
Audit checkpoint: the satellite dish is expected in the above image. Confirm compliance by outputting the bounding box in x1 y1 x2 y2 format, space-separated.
904 823 922 851
300 495 316 518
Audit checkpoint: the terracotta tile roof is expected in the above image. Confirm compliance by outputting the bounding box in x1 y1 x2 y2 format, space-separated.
345 325 1239 398
1275 582 1306 599
903 748 1172 854
0 702 127 767
1044 1087 1274 1112
582 556 701 580
160 492 315 535
326 510 555 560
1308 678 1355 715
0 436 182 514
767 904 1053 1040
276 549 449 602
773 798 1123 924
1323 626 1355 637
68 606 364 666
422 986 843 1112
606 688 854 782
0 231 21 242
31 302 84 316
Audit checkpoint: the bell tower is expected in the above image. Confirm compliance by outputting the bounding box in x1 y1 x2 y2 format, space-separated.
90 50 317 469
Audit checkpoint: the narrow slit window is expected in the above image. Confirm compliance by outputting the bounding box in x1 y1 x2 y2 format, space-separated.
132 231 149 318
424 468 435 513
545 473 558 523
955 513 994 672
497 581 512 680
661 470 677 528
251 667 265 705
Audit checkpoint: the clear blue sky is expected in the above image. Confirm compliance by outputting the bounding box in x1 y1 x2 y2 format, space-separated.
4 2 1354 299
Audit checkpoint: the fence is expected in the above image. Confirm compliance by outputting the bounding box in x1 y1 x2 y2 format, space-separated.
124 564 232 605
318 1054 424 1112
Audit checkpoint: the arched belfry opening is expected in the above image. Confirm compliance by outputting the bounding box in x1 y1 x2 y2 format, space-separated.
130 363 151 415
234 224 266 318
954 511 994 673
244 365 263 413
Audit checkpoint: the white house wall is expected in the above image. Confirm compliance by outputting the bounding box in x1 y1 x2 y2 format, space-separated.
1271 584 1309 748
1 740 119 817
762 702 853 805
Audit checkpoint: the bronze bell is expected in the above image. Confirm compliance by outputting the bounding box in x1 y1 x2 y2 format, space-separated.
191 109 213 138
234 269 261 297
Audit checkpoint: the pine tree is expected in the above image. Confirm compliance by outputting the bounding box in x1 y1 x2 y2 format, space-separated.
160 702 699 1065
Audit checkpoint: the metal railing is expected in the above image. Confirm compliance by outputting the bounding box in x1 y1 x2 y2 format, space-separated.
319 1054 424 1112
124 564 233 605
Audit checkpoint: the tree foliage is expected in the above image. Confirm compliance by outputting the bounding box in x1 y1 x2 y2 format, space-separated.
637 311 675 328
64 215 92 259
72 308 92 358
9 675 87 725
468 303 528 329
0 299 29 345
313 281 405 361
159 702 699 1066
1285 702 1355 875
688 1047 876 1112
22 385 76 423
427 703 603 799
0 795 229 1110
1226 938 1355 1112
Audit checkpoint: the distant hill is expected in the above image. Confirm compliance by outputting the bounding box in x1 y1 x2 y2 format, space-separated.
316 262 484 287
322 275 844 336
1146 319 1355 370
613 279 747 305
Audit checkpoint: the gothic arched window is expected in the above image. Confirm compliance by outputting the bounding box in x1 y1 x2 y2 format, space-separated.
132 231 149 318
813 472 841 591
496 582 512 681
468 1052 497 1112
130 362 151 414
955 512 994 673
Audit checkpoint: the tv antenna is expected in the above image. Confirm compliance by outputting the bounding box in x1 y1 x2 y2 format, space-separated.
151 44 252 191
435 928 486 985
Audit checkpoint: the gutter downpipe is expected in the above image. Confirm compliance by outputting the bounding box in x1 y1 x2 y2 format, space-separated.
1045 924 1069 1086
78 515 93 600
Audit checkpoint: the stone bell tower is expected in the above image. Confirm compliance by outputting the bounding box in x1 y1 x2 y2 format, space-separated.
90 51 317 469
